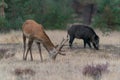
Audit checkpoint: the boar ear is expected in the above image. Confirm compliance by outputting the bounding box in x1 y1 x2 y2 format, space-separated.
95 35 99 40
94 35 99 41
92 35 99 40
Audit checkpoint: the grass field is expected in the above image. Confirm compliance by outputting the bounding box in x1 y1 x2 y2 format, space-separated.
0 30 120 80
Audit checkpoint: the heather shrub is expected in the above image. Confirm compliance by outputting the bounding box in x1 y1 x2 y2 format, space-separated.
82 63 109 80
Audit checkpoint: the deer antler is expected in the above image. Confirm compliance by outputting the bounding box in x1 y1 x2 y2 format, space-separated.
57 38 68 55
58 38 68 51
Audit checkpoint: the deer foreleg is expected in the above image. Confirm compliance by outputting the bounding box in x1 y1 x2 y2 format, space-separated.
23 34 26 60
25 39 33 61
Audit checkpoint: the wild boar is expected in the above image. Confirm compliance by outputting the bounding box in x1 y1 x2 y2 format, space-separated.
67 24 99 50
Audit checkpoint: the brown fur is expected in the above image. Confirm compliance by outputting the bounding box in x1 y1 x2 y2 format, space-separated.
22 20 58 61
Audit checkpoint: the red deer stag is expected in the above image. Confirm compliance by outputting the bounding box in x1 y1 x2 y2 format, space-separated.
22 20 68 61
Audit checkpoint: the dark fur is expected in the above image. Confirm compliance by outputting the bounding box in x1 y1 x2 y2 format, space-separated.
67 24 99 50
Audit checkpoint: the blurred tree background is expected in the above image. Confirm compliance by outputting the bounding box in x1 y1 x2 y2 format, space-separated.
0 0 120 32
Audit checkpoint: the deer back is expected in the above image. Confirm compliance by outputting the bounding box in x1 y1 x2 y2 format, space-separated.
22 20 55 51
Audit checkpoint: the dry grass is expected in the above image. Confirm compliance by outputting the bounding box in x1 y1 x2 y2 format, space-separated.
0 30 120 80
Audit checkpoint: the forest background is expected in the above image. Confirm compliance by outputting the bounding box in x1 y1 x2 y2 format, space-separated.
0 0 120 32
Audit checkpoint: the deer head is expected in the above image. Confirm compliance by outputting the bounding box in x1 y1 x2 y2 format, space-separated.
49 38 68 60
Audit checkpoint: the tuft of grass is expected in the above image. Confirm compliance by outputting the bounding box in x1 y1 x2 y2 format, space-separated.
14 68 35 76
0 48 9 59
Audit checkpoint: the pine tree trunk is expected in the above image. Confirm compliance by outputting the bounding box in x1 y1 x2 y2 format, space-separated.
0 0 5 18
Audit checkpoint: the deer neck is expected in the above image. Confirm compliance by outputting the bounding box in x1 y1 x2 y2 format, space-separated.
42 38 55 51
42 41 58 60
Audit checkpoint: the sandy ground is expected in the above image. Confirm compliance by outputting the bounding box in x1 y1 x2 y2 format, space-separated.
0 30 120 80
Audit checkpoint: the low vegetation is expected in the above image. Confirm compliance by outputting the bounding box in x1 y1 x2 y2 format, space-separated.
0 30 120 80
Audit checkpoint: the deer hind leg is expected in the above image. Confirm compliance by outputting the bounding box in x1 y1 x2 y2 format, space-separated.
25 38 33 61
36 42 43 62
23 34 26 60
